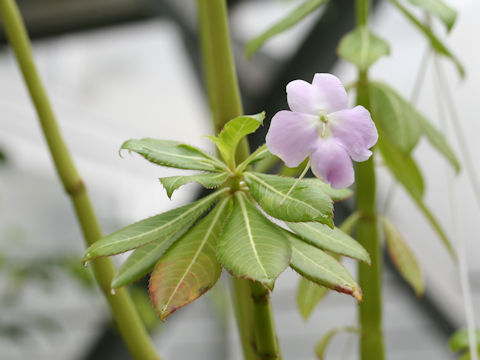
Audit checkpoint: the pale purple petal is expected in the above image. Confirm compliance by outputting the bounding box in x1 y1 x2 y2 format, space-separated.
266 111 318 168
329 106 378 162
286 80 325 115
310 139 354 189
311 73 348 113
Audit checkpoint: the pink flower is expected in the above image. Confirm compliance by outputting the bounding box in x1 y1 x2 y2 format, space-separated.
266 73 378 189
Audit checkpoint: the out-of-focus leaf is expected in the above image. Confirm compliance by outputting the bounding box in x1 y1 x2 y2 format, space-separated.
382 217 424 295
408 0 457 32
297 277 329 321
121 138 226 172
449 328 480 352
287 222 370 264
245 0 328 59
217 192 291 290
236 144 271 173
315 326 360 359
390 0 464 77
338 26 390 71
339 211 361 235
150 198 230 320
84 189 227 260
159 172 228 199
244 172 333 226
285 231 362 301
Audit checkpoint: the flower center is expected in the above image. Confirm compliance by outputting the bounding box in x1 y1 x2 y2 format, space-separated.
317 114 332 138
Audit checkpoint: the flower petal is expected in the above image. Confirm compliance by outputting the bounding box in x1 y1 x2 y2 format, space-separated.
311 73 348 113
329 106 378 162
310 139 354 189
286 74 348 115
266 111 318 168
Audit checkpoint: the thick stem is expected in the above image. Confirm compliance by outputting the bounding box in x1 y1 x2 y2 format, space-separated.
0 1 159 359
196 1 281 358
356 68 385 359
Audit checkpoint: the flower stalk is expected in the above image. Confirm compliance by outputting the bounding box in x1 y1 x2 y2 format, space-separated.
196 0 281 358
0 1 159 359
354 0 385 357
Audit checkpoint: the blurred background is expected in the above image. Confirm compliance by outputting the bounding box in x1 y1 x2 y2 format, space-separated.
0 0 479 359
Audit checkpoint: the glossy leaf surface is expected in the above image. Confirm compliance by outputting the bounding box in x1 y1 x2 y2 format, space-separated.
382 217 424 295
84 189 227 260
286 231 362 301
297 277 329 321
287 222 370 264
217 192 291 289
338 26 390 71
244 172 333 226
159 172 229 199
245 0 328 58
121 138 226 172
149 198 230 320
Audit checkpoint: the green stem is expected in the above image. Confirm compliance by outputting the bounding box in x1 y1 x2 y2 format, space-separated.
0 1 159 359
196 1 281 358
355 66 385 360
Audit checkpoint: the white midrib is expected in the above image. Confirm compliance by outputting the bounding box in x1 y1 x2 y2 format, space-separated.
292 246 350 287
139 145 224 169
92 188 228 251
237 193 269 279
301 223 364 258
246 173 321 215
162 198 228 312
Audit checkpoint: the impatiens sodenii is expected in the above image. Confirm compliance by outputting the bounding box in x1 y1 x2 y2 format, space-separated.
266 73 378 188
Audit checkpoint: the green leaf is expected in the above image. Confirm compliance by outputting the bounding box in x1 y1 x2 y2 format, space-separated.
338 26 390 71
120 138 226 172
244 172 333 226
297 277 329 321
408 0 457 32
149 198 231 320
286 231 362 301
159 172 229 199
449 329 480 352
287 222 370 264
304 178 353 202
236 144 271 173
381 217 424 295
377 135 424 199
217 192 291 290
245 0 328 59
370 81 423 154
390 0 464 77
417 116 461 173
339 211 361 235
315 327 360 359
111 226 189 289
83 189 228 260
208 113 265 167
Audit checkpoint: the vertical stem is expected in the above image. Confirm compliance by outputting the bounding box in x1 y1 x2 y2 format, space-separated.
196 1 281 358
355 6 385 355
0 1 159 359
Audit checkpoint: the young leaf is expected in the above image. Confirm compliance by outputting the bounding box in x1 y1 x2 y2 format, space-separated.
417 116 461 173
111 226 188 289
83 189 228 261
245 0 328 59
287 222 370 264
390 0 464 77
120 138 226 172
217 192 291 290
208 113 265 166
381 217 424 295
408 0 456 32
149 198 231 320
159 172 229 199
297 277 329 321
285 231 362 301
338 26 390 71
315 327 360 359
236 144 271 173
449 329 480 352
244 172 333 226
370 81 422 154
